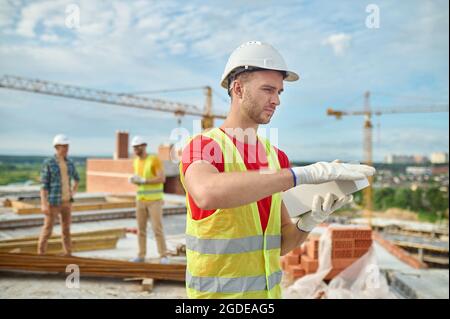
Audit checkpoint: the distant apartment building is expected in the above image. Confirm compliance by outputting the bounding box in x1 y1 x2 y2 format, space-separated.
405 166 432 176
413 155 429 164
385 154 414 164
385 154 430 164
430 152 449 164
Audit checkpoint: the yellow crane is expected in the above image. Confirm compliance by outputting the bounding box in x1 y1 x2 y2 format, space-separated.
327 91 449 226
0 75 227 129
119 85 231 130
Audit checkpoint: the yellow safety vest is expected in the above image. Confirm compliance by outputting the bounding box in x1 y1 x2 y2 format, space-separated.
179 127 282 299
133 155 164 201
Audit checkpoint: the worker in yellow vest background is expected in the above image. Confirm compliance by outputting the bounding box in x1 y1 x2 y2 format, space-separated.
180 41 376 298
129 135 170 264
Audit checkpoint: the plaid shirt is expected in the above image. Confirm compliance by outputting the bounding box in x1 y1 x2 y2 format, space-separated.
40 155 80 206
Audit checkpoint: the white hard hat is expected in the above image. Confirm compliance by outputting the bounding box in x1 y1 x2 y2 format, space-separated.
131 136 147 147
53 134 70 146
220 41 299 90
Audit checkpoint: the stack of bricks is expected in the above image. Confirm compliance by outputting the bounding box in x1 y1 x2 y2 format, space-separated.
281 226 372 282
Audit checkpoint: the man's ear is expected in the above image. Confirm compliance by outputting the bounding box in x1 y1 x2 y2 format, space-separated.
232 80 243 99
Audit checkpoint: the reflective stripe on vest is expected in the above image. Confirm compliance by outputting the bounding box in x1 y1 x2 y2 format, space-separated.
137 188 164 195
186 270 283 294
186 234 281 254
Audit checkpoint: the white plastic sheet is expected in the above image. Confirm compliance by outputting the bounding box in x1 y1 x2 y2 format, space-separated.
284 225 396 299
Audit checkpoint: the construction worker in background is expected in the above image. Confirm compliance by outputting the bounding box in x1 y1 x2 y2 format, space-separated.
129 136 170 264
180 41 376 299
38 134 80 256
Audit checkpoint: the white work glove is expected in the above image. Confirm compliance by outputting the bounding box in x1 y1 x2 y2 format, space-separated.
128 175 146 185
296 193 353 232
290 161 375 186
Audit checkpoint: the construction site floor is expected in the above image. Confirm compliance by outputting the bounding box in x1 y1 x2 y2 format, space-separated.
0 271 186 299
0 214 188 299
0 213 448 299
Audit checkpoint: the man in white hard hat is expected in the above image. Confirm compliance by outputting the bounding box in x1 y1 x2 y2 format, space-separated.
129 136 170 263
38 134 80 256
180 41 376 298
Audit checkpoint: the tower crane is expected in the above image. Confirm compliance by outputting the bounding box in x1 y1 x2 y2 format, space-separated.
119 85 231 129
0 75 227 129
327 91 449 226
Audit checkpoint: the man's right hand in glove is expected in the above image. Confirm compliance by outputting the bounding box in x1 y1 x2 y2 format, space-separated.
289 161 375 186
128 175 146 185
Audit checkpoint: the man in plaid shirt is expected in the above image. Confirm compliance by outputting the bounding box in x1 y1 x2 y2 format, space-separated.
38 134 80 256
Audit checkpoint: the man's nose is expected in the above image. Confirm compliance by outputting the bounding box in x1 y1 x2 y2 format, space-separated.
270 93 280 106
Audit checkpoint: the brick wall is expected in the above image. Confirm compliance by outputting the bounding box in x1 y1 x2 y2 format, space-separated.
281 226 373 282
158 144 172 161
86 159 135 193
114 131 129 160
86 158 185 195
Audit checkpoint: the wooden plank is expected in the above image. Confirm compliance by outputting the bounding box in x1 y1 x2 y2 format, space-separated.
2 198 12 207
10 201 36 209
123 277 147 281
422 255 449 265
0 228 126 244
13 201 136 215
0 235 120 254
12 207 39 214
0 253 186 281
141 278 154 292
105 195 135 203
10 197 136 214
392 240 449 253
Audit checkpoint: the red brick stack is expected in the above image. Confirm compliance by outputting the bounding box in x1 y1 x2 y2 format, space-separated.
281 226 372 281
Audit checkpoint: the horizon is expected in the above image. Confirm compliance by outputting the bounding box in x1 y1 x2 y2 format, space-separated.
0 153 448 166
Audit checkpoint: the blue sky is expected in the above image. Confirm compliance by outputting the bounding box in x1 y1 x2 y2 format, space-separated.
0 0 448 162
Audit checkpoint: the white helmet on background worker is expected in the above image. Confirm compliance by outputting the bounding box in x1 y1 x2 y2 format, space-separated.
52 134 70 146
131 135 147 147
220 41 299 91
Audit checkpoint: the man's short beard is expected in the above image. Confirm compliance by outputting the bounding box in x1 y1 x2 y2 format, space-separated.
242 90 270 124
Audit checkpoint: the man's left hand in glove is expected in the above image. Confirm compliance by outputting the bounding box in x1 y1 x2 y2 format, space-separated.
296 193 353 233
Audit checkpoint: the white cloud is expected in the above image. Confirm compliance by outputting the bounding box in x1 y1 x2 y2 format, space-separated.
136 14 168 30
322 33 352 56
0 0 18 29
16 0 68 37
168 42 186 55
40 33 59 42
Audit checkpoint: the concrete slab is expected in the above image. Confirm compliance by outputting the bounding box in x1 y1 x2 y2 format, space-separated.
388 269 449 299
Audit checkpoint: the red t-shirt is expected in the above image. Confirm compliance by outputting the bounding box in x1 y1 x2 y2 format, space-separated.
181 128 290 232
